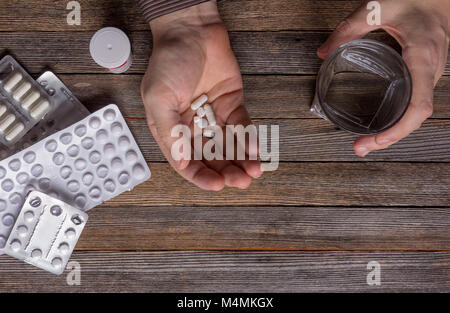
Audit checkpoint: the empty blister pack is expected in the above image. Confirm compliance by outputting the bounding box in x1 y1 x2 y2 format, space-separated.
0 56 57 145
0 71 90 161
0 104 151 251
4 191 88 275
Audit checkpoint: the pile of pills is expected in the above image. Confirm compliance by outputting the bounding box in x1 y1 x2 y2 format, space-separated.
190 94 217 138
4 191 88 275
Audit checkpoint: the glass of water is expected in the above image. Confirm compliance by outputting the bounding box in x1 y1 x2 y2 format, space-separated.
311 39 412 135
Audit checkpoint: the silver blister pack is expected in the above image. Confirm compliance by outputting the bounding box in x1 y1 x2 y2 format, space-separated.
0 56 56 146
0 104 151 251
4 191 88 275
0 71 90 161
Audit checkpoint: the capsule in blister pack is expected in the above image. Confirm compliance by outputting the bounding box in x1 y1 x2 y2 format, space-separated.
0 56 55 145
4 191 88 275
0 104 151 251
0 71 90 161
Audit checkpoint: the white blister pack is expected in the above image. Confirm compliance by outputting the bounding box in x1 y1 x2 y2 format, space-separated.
0 104 151 252
4 191 88 275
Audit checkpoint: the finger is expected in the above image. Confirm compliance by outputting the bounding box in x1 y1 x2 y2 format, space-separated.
150 121 225 190
200 132 253 189
354 45 435 156
211 91 263 179
317 2 383 59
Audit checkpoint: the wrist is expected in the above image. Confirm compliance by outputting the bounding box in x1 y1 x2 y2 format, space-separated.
150 1 221 40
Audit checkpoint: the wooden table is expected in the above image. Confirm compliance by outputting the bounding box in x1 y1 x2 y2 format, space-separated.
0 0 449 292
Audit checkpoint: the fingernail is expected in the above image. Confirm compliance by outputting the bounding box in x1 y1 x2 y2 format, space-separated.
356 147 369 157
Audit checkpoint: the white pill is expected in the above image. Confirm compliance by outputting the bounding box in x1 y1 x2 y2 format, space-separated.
30 100 50 120
59 243 70 255
0 114 16 133
3 72 23 92
51 257 62 269
5 122 24 142
0 104 7 117
196 118 208 129
10 240 21 252
196 107 206 117
203 129 215 138
193 116 201 124
13 81 31 101
31 249 42 259
204 104 216 126
190 94 208 111
21 90 40 111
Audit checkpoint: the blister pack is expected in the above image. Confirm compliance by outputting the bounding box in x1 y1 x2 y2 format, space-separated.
0 71 90 161
0 56 57 145
4 191 88 275
0 104 151 252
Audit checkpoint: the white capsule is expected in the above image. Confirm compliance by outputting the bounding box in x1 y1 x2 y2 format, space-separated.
13 81 31 101
10 240 21 252
203 129 215 138
3 72 23 92
30 100 50 120
21 90 40 111
193 116 201 124
204 104 216 126
190 94 208 111
196 107 206 117
5 122 24 142
0 104 7 118
196 118 208 129
0 114 16 133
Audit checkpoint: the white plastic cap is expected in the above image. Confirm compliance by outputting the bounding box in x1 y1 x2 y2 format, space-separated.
89 27 131 69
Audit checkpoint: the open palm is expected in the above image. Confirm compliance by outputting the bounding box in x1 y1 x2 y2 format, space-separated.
141 20 262 190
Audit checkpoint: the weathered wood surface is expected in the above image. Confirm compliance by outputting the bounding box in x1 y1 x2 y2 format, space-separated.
0 251 449 292
105 163 450 207
1 31 448 75
62 74 450 119
78 206 450 250
0 0 364 31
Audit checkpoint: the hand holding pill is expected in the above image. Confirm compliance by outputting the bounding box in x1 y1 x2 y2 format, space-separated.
140 2 263 191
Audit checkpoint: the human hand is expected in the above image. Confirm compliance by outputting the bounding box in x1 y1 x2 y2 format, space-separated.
140 1 262 191
317 0 450 157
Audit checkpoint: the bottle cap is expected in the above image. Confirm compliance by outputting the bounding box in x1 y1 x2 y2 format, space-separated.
89 27 131 70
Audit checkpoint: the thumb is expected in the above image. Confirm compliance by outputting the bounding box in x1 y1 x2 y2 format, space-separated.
317 2 383 59
143 84 191 171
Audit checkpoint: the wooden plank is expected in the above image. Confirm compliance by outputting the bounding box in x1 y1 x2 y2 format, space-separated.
126 119 450 162
1 31 448 75
0 0 364 32
105 162 450 207
78 206 450 250
62 74 450 119
0 251 449 292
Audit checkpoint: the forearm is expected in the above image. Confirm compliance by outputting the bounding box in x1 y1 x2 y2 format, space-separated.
138 0 213 23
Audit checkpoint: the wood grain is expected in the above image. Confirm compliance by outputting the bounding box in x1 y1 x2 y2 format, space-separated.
78 206 450 250
1 31 448 75
125 118 450 162
62 74 450 119
0 251 449 292
105 162 450 207
0 0 363 31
